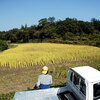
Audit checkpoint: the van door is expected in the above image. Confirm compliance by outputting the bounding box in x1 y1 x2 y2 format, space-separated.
71 72 86 100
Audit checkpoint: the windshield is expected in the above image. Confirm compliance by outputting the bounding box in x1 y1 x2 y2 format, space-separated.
93 82 100 100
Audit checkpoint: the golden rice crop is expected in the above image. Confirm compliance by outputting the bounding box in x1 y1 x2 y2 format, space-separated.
0 43 100 69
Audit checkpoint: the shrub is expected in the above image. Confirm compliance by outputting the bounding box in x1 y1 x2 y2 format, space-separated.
95 41 100 47
64 40 73 44
0 40 8 51
0 91 15 100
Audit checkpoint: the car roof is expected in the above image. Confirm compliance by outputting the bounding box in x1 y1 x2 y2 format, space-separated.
71 66 100 83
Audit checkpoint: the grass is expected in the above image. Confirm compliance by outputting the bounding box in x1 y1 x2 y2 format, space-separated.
8 44 18 49
0 91 15 100
88 56 100 70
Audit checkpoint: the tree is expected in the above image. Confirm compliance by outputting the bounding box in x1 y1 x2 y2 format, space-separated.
23 31 30 43
7 28 19 43
56 21 68 36
10 34 17 43
48 17 55 23
25 24 27 29
38 18 48 27
63 32 74 40
21 25 25 30
91 18 100 31
78 21 94 34
0 31 6 40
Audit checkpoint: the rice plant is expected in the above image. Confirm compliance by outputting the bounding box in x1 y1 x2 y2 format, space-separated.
0 43 100 69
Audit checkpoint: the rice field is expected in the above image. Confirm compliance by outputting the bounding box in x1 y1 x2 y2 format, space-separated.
0 43 100 69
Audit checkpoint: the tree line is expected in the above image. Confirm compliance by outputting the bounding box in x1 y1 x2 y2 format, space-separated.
0 17 100 47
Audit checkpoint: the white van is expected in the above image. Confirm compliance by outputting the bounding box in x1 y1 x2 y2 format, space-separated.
66 66 100 100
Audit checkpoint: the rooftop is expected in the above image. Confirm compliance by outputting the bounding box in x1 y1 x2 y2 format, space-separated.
72 66 100 83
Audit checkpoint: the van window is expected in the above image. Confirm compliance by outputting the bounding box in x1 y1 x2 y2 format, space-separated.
73 73 80 88
80 79 86 95
70 71 86 96
93 82 100 100
70 72 73 81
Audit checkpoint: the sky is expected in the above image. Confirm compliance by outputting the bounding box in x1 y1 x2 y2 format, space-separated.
0 0 100 31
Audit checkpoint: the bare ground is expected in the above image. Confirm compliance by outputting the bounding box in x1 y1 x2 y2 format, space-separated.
0 60 88 94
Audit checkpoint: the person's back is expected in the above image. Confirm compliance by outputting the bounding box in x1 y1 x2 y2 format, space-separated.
34 66 52 89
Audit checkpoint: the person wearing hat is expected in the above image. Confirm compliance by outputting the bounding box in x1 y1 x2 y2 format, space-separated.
34 66 52 89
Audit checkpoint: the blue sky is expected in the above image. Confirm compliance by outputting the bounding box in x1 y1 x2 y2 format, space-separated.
0 0 100 31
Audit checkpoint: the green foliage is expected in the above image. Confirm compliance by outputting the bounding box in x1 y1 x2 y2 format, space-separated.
0 40 8 51
8 44 18 49
64 40 73 44
0 17 100 46
80 37 89 41
48 17 55 23
0 91 15 100
91 18 100 31
97 67 100 71
95 41 100 47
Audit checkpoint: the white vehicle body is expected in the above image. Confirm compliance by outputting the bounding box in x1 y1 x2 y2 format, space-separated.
67 66 100 100
13 66 100 100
